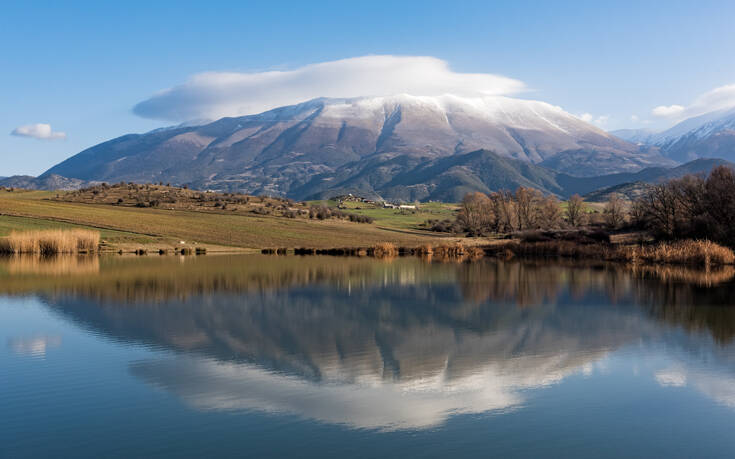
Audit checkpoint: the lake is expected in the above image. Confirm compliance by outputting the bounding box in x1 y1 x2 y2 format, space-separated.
2 254 735 458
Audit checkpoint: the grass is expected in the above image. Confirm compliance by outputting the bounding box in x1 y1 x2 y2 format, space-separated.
309 200 458 230
0 190 455 250
0 229 99 254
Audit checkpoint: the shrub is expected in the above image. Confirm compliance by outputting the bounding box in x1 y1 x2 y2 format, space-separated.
372 242 397 258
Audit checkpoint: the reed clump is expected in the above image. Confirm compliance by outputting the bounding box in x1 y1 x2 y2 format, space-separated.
370 242 398 258
508 239 734 268
625 240 735 266
0 229 100 255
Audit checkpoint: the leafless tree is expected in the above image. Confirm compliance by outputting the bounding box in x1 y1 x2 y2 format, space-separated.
603 193 626 229
565 194 587 227
538 195 562 229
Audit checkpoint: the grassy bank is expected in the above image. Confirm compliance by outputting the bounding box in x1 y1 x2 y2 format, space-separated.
268 239 735 269
0 189 455 250
490 239 735 268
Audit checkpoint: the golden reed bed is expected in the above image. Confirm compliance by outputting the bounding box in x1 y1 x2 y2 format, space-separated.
0 230 100 255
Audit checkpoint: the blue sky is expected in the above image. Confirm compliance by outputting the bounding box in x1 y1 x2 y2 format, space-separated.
2 0 735 176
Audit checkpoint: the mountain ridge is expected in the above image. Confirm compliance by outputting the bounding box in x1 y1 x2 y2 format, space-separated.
612 106 735 163
38 94 674 200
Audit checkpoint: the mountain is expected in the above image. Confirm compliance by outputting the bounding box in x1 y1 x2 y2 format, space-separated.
653 107 735 163
563 158 735 201
41 95 672 200
0 174 94 190
614 107 735 163
609 128 657 145
294 149 567 202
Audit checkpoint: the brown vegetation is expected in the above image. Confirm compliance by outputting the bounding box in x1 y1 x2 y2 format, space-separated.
455 187 583 236
632 165 735 246
509 239 734 267
55 182 373 224
0 229 99 255
371 242 398 258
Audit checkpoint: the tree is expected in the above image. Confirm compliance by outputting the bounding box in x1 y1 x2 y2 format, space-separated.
565 194 587 227
514 187 543 230
603 193 626 229
538 195 562 229
489 190 517 233
457 192 493 235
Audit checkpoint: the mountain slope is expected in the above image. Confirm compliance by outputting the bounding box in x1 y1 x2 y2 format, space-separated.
41 95 672 200
0 174 94 190
618 107 735 163
557 158 734 198
293 149 566 202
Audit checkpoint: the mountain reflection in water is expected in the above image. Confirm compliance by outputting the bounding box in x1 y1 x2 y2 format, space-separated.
3 254 735 431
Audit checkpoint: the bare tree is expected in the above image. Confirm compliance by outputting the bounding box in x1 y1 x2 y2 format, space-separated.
515 187 543 230
538 195 562 229
603 193 626 229
565 194 587 227
489 190 517 233
457 192 493 235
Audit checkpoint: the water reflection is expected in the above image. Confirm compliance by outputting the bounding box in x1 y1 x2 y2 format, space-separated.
3 255 735 430
7 334 62 357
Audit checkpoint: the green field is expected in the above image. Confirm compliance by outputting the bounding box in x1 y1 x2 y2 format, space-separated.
308 200 458 230
0 190 455 250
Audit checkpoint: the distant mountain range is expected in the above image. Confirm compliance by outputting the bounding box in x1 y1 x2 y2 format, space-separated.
612 106 735 163
24 94 674 201
5 95 733 202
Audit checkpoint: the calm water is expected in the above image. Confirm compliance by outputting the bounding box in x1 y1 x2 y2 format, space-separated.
3 254 735 458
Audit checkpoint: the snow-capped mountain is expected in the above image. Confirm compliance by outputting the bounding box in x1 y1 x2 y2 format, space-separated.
41 94 672 200
613 106 735 163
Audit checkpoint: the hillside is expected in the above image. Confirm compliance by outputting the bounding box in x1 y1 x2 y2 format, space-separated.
0 188 457 251
557 158 734 197
38 95 671 201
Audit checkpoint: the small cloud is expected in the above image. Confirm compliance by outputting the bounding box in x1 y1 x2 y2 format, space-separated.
652 104 685 118
630 114 639 122
11 123 66 140
133 55 527 122
577 113 609 127
651 83 735 121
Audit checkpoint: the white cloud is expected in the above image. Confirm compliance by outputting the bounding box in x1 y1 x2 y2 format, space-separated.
652 83 735 121
11 123 66 140
577 113 609 127
630 114 639 122
652 104 685 118
133 55 527 122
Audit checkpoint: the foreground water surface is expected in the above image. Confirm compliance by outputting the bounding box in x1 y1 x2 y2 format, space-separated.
3 254 735 458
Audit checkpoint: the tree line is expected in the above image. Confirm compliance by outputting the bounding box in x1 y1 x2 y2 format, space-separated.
450 165 735 247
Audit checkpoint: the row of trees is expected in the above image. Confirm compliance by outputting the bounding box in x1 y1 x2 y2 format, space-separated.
632 165 735 246
454 165 735 247
456 188 606 236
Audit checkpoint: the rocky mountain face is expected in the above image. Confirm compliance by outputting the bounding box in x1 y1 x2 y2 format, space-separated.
0 174 94 190
613 107 735 163
40 95 672 200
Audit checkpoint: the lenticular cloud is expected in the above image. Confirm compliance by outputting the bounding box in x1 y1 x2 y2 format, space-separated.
133 55 526 122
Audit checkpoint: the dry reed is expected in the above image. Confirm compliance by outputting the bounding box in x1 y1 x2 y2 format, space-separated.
0 229 100 255
371 242 398 258
509 239 734 268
